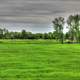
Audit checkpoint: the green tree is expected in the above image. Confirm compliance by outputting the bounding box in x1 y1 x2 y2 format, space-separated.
52 17 65 43
67 15 80 43
48 32 53 39
43 33 49 39
21 29 27 39
0 28 3 39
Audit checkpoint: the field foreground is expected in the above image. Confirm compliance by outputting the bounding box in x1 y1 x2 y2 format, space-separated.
0 40 80 80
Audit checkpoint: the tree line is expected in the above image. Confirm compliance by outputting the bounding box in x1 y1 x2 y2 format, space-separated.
0 28 68 40
0 14 80 44
0 28 56 39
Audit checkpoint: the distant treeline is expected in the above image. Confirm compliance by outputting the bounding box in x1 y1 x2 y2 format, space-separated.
0 28 58 39
0 14 80 44
0 27 75 40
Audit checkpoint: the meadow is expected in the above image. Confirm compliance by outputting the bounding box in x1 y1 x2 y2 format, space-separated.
0 40 80 80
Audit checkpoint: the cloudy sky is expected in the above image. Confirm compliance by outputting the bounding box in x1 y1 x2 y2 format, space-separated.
0 0 80 33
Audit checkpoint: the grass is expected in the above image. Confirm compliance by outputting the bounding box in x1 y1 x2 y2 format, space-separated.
0 40 80 80
0 39 58 44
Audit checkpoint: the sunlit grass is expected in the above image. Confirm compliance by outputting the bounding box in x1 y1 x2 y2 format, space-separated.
0 40 79 80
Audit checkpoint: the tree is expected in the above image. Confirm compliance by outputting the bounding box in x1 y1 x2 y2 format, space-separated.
65 32 70 40
43 33 49 39
67 14 80 43
26 32 34 39
0 28 3 39
48 32 53 39
21 29 27 39
52 17 65 43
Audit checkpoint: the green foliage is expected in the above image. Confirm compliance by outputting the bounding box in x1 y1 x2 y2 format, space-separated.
67 14 80 43
0 28 55 39
52 14 80 44
52 17 64 43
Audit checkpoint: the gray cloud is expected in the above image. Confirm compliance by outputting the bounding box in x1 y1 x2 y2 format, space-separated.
0 0 79 23
0 22 53 33
0 0 79 33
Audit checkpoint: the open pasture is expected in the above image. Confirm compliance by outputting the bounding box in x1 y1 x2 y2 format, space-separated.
0 40 79 80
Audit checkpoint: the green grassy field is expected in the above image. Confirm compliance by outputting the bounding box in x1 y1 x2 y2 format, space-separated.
0 40 80 80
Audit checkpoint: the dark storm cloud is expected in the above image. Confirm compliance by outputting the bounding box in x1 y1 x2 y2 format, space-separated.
0 0 79 23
